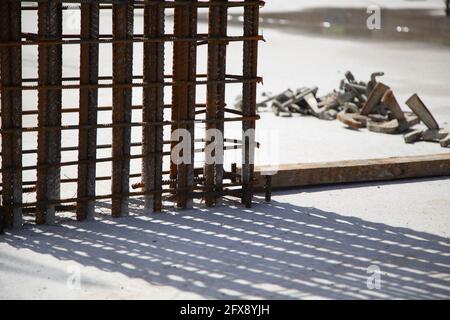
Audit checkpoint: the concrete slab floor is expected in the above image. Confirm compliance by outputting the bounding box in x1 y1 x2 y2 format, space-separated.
1 2 449 300
262 0 447 12
1 177 450 300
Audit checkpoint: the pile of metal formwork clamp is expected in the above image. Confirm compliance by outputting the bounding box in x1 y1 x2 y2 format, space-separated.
238 70 449 148
235 71 385 120
336 74 450 148
0 0 264 231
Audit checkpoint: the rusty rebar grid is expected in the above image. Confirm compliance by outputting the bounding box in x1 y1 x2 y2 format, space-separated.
0 0 23 229
0 0 263 228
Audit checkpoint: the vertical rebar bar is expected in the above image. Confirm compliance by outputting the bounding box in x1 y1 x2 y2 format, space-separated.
77 2 99 221
172 0 197 209
264 175 272 203
112 0 134 217
0 0 23 229
0 199 3 234
241 0 259 208
185 1 197 210
205 0 227 207
36 0 62 224
142 0 165 212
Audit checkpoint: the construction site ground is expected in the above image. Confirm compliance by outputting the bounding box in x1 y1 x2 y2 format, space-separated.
1 2 450 300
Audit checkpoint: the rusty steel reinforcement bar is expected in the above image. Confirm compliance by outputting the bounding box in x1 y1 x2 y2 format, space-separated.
112 0 134 217
18 0 264 9
172 0 198 209
36 0 62 225
205 0 228 207
142 0 165 212
0 200 3 234
0 115 260 135
77 2 99 221
0 34 264 48
0 103 208 117
186 1 198 210
241 0 259 208
171 0 180 198
0 0 23 229
17 73 250 82
213 0 228 207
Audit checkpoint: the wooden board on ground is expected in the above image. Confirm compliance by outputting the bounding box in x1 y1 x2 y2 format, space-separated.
242 154 450 190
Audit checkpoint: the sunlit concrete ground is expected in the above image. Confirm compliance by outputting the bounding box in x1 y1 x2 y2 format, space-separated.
263 0 447 11
1 177 450 299
1 2 450 300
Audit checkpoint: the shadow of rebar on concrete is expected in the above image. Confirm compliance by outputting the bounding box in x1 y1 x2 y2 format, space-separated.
2 194 450 299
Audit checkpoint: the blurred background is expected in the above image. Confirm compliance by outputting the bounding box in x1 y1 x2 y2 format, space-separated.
236 0 450 164
18 1 450 201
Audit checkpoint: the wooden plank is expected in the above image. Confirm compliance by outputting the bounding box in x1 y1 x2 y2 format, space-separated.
244 154 450 189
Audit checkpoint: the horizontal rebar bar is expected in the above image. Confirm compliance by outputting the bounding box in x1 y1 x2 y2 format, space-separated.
0 34 264 47
18 0 264 8
0 115 259 133
0 77 262 91
0 104 208 117
1 138 244 156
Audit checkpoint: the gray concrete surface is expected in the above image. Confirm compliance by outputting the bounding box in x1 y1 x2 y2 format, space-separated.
263 0 447 11
1 3 449 300
1 177 450 300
